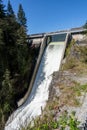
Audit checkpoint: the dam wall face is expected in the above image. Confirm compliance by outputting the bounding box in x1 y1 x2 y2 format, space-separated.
17 36 47 107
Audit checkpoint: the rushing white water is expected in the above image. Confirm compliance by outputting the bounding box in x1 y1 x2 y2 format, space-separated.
5 41 65 130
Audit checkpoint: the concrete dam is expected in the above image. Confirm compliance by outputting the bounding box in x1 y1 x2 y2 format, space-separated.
5 32 70 130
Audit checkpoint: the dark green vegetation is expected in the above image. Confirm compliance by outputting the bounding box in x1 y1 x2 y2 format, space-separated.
0 1 39 129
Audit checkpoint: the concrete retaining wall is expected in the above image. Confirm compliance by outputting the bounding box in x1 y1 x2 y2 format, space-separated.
17 36 47 107
59 32 71 70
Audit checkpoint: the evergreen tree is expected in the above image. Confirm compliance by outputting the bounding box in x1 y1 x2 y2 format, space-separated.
0 28 3 44
2 69 12 95
0 0 5 18
7 0 15 18
17 26 27 44
17 4 27 28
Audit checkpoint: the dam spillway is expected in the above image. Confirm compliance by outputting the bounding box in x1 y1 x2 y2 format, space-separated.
5 33 68 130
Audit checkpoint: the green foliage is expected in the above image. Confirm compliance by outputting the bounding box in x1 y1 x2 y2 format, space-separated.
63 40 87 71
50 121 59 129
3 102 10 112
79 46 87 63
63 57 76 70
68 112 80 130
17 26 27 44
80 84 87 91
23 111 80 130
0 1 40 129
39 124 49 130
0 69 14 129
3 18 20 46
1 69 14 104
7 0 15 18
17 4 27 28
58 112 68 130
0 0 5 18
65 39 75 57
73 83 87 96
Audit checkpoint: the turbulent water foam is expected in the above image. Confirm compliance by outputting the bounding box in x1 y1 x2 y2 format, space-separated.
5 42 65 130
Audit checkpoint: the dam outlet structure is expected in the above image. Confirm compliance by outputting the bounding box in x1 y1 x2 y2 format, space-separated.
5 32 70 130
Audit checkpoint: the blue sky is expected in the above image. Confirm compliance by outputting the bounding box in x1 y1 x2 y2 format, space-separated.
3 0 87 34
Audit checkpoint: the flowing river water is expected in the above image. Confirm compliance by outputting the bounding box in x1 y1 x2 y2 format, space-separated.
5 34 67 130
